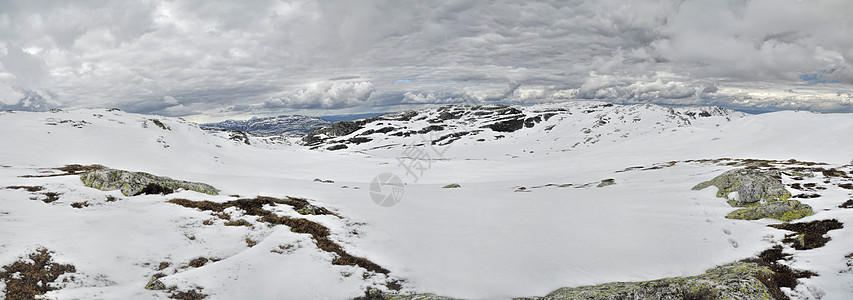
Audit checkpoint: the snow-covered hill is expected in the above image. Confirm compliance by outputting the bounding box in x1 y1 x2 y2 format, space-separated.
301 102 744 154
1 103 852 300
201 115 330 136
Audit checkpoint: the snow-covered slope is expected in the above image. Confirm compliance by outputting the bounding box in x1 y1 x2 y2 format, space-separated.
201 115 330 136
1 104 852 300
301 102 744 154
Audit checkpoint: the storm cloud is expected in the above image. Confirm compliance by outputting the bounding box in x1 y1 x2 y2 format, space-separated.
1 0 852 120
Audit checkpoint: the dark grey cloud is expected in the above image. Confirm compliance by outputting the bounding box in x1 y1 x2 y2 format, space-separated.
1 0 852 121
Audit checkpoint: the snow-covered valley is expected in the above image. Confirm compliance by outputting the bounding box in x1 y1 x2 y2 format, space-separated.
1 102 852 300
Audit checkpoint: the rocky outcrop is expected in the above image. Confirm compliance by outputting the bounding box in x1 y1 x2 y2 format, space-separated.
299 103 745 152
201 115 331 136
80 168 219 196
692 168 790 205
726 200 813 222
693 168 810 221
522 262 776 300
359 262 778 300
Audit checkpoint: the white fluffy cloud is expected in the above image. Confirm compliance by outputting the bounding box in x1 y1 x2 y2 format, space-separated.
263 81 374 109
1 0 852 117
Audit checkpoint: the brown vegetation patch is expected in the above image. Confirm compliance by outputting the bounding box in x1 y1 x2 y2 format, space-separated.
224 219 251 227
743 246 817 300
819 168 847 177
839 200 853 209
169 288 207 300
168 197 388 274
0 248 76 300
42 192 61 203
770 219 844 250
839 183 853 190
158 262 170 271
186 257 209 268
5 186 43 192
793 193 821 199
70 201 89 208
54 164 103 174
20 164 104 178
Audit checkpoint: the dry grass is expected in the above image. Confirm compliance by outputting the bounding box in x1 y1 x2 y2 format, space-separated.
169 289 207 300
5 186 44 192
54 164 104 174
187 257 209 268
70 201 89 209
0 248 76 300
839 200 853 209
770 219 844 250
20 164 104 178
223 219 251 227
42 192 61 203
742 245 817 300
168 197 388 274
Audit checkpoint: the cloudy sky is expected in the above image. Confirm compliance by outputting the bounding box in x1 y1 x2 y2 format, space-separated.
1 0 852 122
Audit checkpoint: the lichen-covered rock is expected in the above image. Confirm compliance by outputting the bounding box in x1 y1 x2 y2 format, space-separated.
354 287 459 300
726 200 813 222
692 168 790 205
693 168 812 221
80 168 219 196
597 179 616 187
525 262 776 300
144 276 166 290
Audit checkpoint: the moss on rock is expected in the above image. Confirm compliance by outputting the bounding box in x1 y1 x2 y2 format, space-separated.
525 262 775 300
694 167 811 221
692 168 790 204
726 200 813 221
80 168 219 196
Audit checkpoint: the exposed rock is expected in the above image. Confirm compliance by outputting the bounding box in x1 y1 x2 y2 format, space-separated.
80 168 219 196
597 179 616 187
145 275 166 290
693 168 790 205
442 183 461 189
525 262 776 300
354 287 457 300
694 168 810 221
770 219 843 250
484 117 525 133
201 115 330 136
361 262 780 300
726 200 813 222
227 130 251 145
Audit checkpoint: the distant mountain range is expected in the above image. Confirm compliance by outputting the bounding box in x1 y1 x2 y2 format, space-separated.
200 115 331 136
199 113 386 136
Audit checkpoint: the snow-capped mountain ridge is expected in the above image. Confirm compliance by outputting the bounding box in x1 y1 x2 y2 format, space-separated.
301 102 746 153
201 114 330 136
2 103 853 299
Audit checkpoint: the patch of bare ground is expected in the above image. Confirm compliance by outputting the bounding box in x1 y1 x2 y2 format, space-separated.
168 287 208 300
740 246 818 300
168 197 388 274
0 248 76 300
4 185 44 192
769 219 844 250
19 164 104 178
